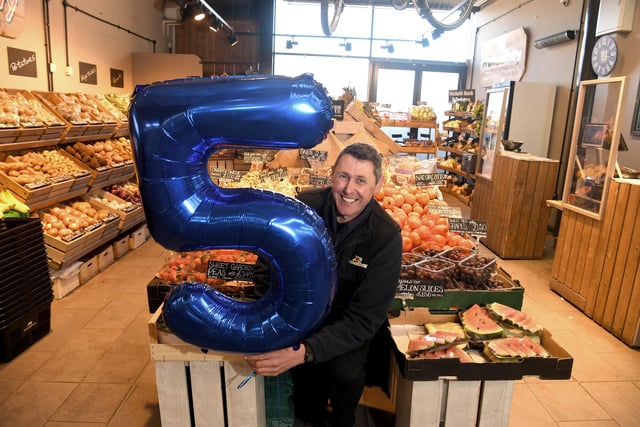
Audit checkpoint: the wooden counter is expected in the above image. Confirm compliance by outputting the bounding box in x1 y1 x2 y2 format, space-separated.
471 152 559 259
550 178 640 346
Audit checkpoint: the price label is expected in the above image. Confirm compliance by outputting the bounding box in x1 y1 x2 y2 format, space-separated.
103 213 120 223
210 167 243 182
61 229 85 242
415 173 450 186
264 168 289 181
25 180 51 189
396 278 445 298
243 152 273 163
50 175 72 183
84 221 103 232
73 170 90 178
121 204 140 213
309 175 332 187
448 217 487 236
96 166 111 172
299 149 328 162
428 203 462 218
207 261 255 281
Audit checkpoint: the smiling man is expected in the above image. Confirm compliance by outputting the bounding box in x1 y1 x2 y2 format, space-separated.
245 142 402 426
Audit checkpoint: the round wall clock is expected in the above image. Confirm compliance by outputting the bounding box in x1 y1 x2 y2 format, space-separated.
591 35 618 77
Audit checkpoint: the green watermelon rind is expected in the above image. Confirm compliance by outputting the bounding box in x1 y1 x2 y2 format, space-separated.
460 304 504 341
486 302 542 335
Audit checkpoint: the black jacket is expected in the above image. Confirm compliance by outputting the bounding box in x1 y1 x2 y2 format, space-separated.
297 187 402 363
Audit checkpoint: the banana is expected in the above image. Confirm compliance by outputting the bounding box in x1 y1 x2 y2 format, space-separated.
0 201 13 213
0 189 29 214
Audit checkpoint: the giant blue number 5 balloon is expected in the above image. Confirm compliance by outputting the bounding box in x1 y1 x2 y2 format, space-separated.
129 74 337 353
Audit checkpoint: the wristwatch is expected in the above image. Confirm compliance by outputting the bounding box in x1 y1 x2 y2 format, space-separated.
303 342 315 364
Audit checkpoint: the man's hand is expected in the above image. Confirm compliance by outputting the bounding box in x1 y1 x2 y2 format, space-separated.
244 344 307 376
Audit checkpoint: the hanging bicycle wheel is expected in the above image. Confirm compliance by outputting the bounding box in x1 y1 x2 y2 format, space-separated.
321 0 345 36
414 0 475 31
391 0 410 10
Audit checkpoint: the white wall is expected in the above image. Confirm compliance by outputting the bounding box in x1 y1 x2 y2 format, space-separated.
471 0 640 170
0 0 168 94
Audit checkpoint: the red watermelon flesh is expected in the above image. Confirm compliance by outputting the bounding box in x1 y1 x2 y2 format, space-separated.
487 302 542 334
407 331 467 357
418 346 474 363
486 337 549 359
461 304 503 340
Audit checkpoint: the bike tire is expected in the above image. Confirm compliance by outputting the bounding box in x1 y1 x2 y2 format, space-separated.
414 0 475 31
391 0 410 10
321 0 345 36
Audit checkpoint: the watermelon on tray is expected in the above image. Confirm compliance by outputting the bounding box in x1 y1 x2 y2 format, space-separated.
406 330 467 357
484 336 550 362
460 304 504 341
487 302 542 335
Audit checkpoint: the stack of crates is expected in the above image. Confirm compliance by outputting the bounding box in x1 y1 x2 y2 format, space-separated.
0 217 54 362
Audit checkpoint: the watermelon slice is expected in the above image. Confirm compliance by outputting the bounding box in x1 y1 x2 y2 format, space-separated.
416 346 474 363
424 321 466 339
406 330 467 357
460 304 503 340
484 336 549 361
486 302 542 335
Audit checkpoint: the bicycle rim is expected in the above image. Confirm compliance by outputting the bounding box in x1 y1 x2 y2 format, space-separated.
415 0 475 31
321 0 345 36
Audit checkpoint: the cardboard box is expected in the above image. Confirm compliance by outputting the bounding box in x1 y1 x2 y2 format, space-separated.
96 245 115 271
390 267 524 313
79 255 99 284
112 234 130 258
128 225 147 250
51 261 82 299
389 308 573 381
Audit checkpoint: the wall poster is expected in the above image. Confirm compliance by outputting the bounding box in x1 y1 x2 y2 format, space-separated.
480 27 527 87
79 61 97 85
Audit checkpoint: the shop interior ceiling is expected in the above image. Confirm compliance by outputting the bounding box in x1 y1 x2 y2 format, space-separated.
171 0 497 18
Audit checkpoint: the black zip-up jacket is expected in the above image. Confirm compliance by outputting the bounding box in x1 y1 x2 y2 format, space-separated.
297 187 402 363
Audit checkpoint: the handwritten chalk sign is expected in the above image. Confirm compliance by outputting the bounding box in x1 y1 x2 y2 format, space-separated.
300 149 328 162
210 167 243 182
396 278 445 298
263 168 289 181
448 217 487 236
415 173 450 186
207 261 255 282
428 203 463 218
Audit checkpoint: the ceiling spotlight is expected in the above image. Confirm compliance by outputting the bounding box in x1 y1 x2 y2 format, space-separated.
381 42 394 54
286 37 298 49
192 4 206 21
207 14 221 32
339 39 352 51
227 32 238 46
418 36 430 48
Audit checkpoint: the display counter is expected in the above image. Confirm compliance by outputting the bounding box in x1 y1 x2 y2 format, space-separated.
550 178 640 346
471 152 558 259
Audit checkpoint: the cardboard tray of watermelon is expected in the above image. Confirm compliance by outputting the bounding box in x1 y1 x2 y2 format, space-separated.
389 307 573 381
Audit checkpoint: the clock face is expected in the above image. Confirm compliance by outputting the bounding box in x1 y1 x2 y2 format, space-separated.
591 35 618 77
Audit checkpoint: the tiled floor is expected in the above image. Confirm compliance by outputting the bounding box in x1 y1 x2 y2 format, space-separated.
1 219 639 426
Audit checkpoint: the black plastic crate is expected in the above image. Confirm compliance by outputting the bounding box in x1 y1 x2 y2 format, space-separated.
147 277 174 313
0 218 43 254
0 301 51 362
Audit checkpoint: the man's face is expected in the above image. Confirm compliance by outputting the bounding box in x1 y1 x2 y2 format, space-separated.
331 153 383 223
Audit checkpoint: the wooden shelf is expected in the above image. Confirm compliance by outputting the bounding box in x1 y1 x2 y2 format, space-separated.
398 145 437 154
438 164 475 180
380 120 437 128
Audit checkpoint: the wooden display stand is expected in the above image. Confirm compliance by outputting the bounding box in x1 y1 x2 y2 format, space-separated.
148 307 265 427
550 178 640 346
471 152 558 259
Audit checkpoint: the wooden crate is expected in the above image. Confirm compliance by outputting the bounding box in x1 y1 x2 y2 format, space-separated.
87 189 145 230
393 367 514 427
550 179 640 346
471 152 558 259
148 306 266 427
0 172 52 205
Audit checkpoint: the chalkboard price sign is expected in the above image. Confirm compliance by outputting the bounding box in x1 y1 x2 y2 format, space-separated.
396 278 445 298
207 261 255 282
300 149 328 162
210 167 243 182
415 173 450 186
427 203 462 218
448 217 487 236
